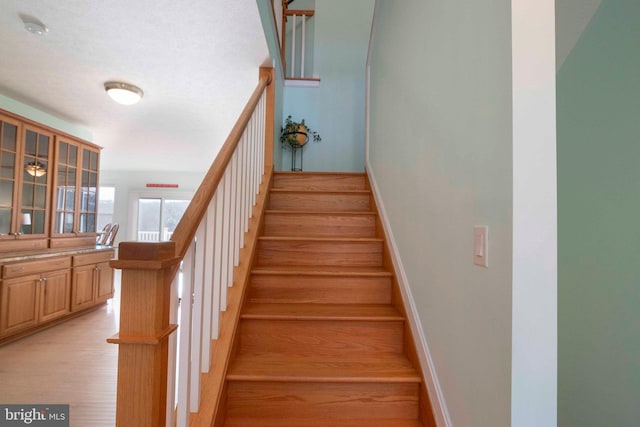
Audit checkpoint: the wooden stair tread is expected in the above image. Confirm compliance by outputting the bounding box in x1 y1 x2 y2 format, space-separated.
251 265 392 276
225 417 423 427
263 210 378 238
227 353 421 383
273 172 367 176
270 188 371 195
258 236 383 243
265 210 376 215
242 303 404 321
272 172 368 192
215 172 434 426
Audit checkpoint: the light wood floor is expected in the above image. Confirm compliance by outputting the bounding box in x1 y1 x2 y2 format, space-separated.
0 272 120 427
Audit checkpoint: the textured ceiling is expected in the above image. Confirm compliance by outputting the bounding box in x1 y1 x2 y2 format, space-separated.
0 0 269 172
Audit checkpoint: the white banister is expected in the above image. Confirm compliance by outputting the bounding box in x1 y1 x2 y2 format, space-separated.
291 14 296 77
213 184 225 312
168 87 267 425
166 272 179 427
176 240 194 427
284 12 316 80
301 16 306 78
211 190 226 340
244 125 251 234
110 68 273 427
231 152 240 267
189 221 206 412
221 167 231 289
201 197 216 363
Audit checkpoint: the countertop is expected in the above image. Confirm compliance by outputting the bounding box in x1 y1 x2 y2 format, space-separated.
0 245 115 264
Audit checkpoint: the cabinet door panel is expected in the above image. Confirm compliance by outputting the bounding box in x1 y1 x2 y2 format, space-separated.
20 126 52 239
0 117 20 240
39 269 70 323
53 140 78 236
72 265 95 311
95 261 114 303
0 275 40 336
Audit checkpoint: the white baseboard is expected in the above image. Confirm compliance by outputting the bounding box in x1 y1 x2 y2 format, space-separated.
366 163 452 427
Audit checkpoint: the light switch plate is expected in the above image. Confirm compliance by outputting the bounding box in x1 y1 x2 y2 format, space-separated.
473 226 488 267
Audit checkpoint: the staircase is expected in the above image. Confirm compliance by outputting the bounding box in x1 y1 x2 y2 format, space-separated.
221 172 434 426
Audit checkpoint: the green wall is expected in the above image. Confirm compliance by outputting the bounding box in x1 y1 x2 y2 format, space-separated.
281 0 374 172
369 1 513 425
0 94 92 141
557 1 640 425
257 0 285 171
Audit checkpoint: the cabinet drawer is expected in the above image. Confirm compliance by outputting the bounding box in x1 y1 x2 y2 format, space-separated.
2 257 71 279
73 250 115 267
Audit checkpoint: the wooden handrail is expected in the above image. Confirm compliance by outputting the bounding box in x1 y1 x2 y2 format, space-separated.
284 9 315 17
170 68 273 260
108 67 275 427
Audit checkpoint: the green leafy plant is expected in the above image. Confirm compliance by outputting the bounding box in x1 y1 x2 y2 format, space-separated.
280 115 321 150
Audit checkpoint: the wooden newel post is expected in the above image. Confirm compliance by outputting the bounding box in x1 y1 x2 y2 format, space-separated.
107 242 180 427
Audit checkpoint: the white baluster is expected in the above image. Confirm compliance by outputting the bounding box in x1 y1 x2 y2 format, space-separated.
189 221 206 412
202 198 216 365
177 243 195 427
244 126 250 230
239 136 247 248
252 117 258 206
228 152 238 273
222 168 232 288
301 16 306 78
234 147 242 265
260 93 266 178
166 271 180 427
291 14 297 77
213 179 226 311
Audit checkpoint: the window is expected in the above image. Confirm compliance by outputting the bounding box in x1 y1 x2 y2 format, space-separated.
97 186 115 231
136 196 190 242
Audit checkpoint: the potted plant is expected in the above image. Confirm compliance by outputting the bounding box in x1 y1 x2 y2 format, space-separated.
280 115 321 150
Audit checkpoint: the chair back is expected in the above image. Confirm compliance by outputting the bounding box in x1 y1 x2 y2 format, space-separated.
98 223 112 244
105 223 119 246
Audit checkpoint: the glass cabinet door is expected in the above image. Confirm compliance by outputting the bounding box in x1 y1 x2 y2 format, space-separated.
78 148 98 233
53 140 99 236
0 117 21 239
20 126 52 238
54 140 79 235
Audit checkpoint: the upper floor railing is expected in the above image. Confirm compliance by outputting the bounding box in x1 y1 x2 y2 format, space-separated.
279 0 320 84
137 229 173 242
108 67 275 427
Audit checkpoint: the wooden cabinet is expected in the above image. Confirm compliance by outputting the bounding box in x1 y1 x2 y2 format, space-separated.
39 269 71 323
71 249 115 312
0 257 71 337
21 125 54 240
72 264 96 311
0 110 102 253
0 116 23 239
0 116 52 252
0 249 112 342
51 139 100 249
0 274 40 337
0 108 109 343
95 260 115 303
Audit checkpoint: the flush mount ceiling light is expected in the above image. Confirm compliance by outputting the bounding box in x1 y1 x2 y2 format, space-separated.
21 17 48 35
104 82 144 105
